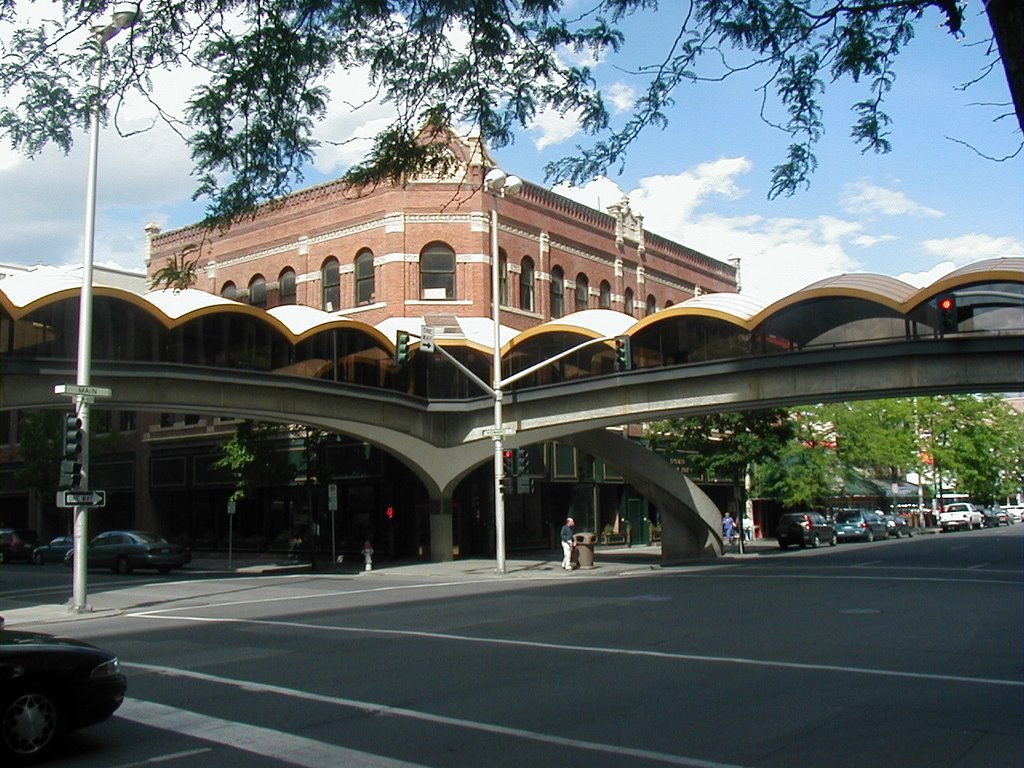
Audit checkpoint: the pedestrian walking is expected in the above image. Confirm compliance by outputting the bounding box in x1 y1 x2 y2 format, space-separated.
560 516 576 570
722 512 736 544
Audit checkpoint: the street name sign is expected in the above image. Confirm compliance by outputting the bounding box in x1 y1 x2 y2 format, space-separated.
57 490 107 508
54 384 113 398
483 427 516 438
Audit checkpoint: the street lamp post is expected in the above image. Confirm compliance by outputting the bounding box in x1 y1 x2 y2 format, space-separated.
70 2 141 613
483 168 521 574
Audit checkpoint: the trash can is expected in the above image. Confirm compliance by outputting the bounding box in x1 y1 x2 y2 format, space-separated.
574 532 597 568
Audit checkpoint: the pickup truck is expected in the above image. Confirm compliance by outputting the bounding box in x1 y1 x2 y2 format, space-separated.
938 502 983 532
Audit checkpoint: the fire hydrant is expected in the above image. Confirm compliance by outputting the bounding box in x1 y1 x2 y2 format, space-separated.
362 540 374 571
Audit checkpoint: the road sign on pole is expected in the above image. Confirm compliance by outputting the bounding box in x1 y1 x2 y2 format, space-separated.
56 490 106 508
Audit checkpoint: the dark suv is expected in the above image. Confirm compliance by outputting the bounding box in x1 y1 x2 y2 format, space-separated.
0 528 40 563
776 512 837 549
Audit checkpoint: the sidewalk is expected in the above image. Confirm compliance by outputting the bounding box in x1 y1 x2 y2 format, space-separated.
0 537 795 630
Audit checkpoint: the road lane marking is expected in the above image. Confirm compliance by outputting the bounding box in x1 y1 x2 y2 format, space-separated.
117 699 431 768
106 747 213 767
124 616 1022 689
121 666 748 768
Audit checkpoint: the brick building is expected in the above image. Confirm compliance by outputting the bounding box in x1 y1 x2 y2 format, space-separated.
146 133 737 328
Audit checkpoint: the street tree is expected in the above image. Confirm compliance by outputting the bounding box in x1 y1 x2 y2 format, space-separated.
1 1 1019 228
212 420 295 503
14 410 64 511
648 409 795 529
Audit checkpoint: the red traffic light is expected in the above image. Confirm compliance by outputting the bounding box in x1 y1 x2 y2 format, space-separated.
938 296 955 311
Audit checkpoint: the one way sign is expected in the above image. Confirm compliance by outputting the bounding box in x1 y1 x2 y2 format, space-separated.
57 490 106 508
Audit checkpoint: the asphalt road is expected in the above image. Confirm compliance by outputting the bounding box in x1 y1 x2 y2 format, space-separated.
2 526 1021 768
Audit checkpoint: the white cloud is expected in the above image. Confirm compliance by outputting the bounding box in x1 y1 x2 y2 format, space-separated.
527 109 584 151
840 181 944 218
555 160 865 303
895 262 958 288
606 82 635 113
851 233 899 248
921 233 1024 263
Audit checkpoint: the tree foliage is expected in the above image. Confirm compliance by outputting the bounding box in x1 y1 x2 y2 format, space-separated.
648 408 795 482
149 245 200 292
14 410 64 506
1 0 1019 227
212 420 295 502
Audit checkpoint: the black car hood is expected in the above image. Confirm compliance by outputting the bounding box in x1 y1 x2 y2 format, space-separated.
0 629 106 652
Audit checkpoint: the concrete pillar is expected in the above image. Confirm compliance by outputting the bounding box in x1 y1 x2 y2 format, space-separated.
428 495 455 562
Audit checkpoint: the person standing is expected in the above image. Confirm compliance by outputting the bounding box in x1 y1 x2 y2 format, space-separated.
560 516 576 570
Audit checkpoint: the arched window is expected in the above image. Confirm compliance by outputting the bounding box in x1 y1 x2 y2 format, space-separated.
646 294 657 316
355 249 375 305
420 242 456 300
623 287 634 317
322 257 340 311
599 280 611 309
221 281 237 301
498 249 509 306
575 273 589 312
248 275 267 308
550 266 565 319
278 268 296 305
520 257 535 312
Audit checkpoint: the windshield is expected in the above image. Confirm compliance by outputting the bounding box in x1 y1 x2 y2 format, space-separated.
835 512 861 523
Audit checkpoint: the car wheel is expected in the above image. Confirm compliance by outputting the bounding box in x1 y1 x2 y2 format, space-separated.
32 552 43 565
1 689 60 761
811 534 820 548
158 566 171 574
778 541 788 549
829 533 837 546
866 530 874 542
0 551 5 564
114 556 132 575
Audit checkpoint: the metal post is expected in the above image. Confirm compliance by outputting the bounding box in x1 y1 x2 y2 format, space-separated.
70 42 105 614
491 201 506 574
69 4 140 612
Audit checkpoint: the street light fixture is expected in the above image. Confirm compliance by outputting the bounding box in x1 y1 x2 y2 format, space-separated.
484 167 521 574
69 1 141 613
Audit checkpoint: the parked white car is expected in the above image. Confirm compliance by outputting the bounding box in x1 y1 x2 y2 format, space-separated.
938 502 984 532
1003 506 1023 524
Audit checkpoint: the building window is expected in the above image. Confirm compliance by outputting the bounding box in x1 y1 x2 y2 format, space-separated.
498 249 509 306
599 280 611 309
322 257 340 311
354 249 375 305
249 275 267 308
279 268 296 305
221 282 237 301
119 411 136 432
575 273 589 312
520 257 535 312
624 287 634 317
646 294 657 316
550 266 565 319
420 242 456 300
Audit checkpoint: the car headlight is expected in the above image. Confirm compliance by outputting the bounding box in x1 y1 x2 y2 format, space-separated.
90 658 121 678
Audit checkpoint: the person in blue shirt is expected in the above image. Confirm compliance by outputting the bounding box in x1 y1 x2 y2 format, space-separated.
722 512 736 545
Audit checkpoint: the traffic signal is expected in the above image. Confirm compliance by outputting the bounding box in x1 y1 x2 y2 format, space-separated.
937 294 957 332
59 412 84 489
614 335 631 371
394 331 410 365
501 449 516 495
515 447 530 476
502 449 515 477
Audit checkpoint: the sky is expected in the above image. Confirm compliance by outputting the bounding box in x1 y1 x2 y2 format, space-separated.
1 3 1021 305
